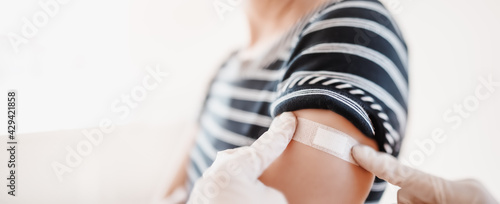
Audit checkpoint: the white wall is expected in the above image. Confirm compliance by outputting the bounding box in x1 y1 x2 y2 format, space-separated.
385 0 500 202
0 0 498 203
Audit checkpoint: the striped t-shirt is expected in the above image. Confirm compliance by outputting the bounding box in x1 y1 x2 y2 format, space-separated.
187 0 408 202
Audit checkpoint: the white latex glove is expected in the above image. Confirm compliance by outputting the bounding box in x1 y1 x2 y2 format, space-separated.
352 145 499 204
187 112 297 204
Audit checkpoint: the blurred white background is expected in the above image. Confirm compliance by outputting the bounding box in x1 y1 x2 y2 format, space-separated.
0 0 499 203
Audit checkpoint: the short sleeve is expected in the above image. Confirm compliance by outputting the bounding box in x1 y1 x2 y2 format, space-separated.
270 0 409 156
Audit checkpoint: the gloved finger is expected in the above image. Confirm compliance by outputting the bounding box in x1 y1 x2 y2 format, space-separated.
396 189 413 204
205 112 296 180
245 112 297 179
351 144 416 187
255 181 289 203
250 112 297 174
451 179 499 204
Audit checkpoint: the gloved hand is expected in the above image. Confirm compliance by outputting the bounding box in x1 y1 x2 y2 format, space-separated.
187 112 297 204
352 145 499 204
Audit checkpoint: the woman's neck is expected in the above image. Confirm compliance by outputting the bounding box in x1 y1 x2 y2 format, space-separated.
244 0 328 48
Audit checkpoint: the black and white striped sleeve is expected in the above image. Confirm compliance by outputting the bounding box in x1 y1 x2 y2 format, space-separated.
270 0 409 156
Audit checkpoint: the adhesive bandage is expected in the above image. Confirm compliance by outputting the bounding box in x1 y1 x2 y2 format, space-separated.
293 117 359 165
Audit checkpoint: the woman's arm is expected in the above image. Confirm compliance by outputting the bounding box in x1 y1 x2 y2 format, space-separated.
259 109 379 204
164 153 189 197
164 122 200 198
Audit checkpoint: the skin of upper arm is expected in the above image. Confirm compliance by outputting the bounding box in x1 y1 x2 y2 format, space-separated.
258 109 379 204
